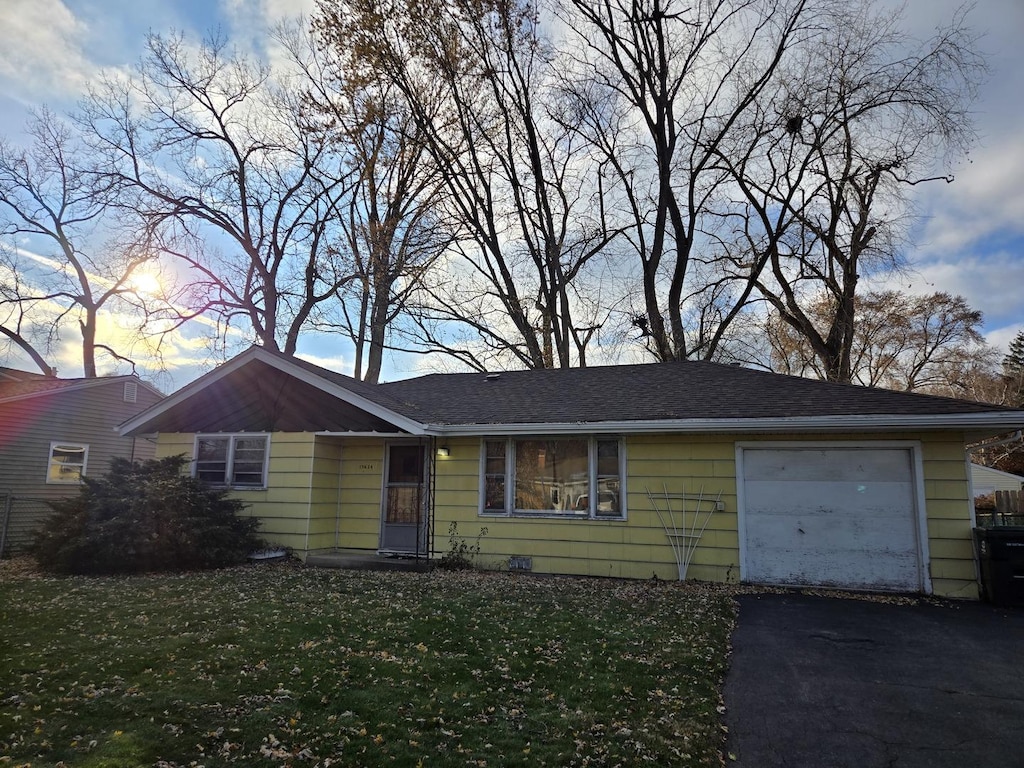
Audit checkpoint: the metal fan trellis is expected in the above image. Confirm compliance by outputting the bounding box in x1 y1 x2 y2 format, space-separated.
646 483 722 581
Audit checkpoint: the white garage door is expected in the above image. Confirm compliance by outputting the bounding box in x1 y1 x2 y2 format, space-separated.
741 447 923 592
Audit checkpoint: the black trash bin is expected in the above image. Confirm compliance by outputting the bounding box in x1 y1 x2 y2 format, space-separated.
974 526 1024 607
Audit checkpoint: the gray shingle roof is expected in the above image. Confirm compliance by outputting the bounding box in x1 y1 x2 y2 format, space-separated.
0 369 92 401
373 360 1015 425
0 369 162 405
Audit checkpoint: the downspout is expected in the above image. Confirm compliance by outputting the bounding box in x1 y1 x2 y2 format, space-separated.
334 441 344 551
967 430 1023 452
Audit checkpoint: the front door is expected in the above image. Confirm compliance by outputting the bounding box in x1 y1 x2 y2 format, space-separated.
380 443 428 554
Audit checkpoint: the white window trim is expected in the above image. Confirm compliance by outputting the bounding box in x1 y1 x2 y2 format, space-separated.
193 433 271 489
45 441 90 484
478 436 626 520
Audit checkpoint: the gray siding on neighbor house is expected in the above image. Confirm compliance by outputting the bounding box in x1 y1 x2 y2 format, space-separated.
0 379 163 554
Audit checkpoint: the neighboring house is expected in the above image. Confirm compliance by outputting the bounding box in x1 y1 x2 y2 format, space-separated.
119 347 1024 599
0 367 164 553
970 463 1024 497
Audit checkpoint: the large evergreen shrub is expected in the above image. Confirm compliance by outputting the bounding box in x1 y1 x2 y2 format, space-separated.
32 455 264 575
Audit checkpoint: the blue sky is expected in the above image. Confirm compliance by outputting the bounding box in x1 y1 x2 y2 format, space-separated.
0 0 1022 390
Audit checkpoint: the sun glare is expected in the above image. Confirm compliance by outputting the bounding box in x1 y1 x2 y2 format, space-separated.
128 270 163 297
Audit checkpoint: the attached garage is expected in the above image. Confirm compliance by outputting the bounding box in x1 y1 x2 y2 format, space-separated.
738 444 927 592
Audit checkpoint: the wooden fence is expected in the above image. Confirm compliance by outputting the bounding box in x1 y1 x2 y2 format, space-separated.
976 489 1024 527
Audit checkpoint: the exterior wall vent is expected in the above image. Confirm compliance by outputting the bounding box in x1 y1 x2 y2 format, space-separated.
123 380 138 403
508 555 532 571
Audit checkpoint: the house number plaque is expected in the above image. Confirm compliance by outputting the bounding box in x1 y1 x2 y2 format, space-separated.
358 463 377 471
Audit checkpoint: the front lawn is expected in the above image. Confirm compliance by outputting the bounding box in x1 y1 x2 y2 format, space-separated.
0 561 735 767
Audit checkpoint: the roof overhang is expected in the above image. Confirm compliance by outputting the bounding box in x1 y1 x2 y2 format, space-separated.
118 347 426 436
425 413 1024 437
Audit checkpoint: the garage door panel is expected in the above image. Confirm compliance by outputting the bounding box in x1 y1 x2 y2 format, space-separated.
744 479 915 518
744 448 913 483
742 447 922 592
744 508 915 549
746 545 919 590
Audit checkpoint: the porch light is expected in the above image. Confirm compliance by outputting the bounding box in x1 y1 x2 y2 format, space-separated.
437 445 451 457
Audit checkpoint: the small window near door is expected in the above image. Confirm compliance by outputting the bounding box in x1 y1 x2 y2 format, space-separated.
194 434 269 488
46 442 88 484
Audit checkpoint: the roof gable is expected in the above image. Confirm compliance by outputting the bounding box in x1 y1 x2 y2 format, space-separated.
120 348 423 435
132 358 405 433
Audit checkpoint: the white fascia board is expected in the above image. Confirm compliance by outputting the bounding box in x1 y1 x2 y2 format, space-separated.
426 412 1024 437
118 347 427 436
314 431 414 438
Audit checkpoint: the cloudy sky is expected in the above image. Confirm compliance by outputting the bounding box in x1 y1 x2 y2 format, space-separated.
0 0 1021 388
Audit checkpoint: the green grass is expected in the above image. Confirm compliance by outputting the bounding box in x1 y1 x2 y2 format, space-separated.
0 561 736 767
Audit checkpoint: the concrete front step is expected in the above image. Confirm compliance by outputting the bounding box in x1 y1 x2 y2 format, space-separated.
305 550 433 572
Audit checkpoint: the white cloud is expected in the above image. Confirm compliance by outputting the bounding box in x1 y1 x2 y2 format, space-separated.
295 350 349 374
880 252 1024 349
914 138 1024 255
0 0 93 103
895 0 1024 256
986 324 1024 356
871 0 1024 353
219 0 315 66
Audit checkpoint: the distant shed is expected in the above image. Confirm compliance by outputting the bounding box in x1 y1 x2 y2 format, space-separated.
971 462 1024 497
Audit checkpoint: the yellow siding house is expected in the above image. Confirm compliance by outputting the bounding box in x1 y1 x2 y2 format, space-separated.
120 347 1024 599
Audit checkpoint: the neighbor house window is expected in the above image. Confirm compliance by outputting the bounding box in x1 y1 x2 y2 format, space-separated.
46 442 89 484
480 437 624 519
194 434 269 488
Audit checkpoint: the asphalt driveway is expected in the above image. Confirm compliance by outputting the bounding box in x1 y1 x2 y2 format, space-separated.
723 593 1024 767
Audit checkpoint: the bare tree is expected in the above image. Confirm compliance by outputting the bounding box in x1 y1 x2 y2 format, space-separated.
715 0 985 381
758 290 995 393
0 108 159 377
79 32 356 359
555 0 815 362
333 90 453 382
315 0 618 371
281 21 453 382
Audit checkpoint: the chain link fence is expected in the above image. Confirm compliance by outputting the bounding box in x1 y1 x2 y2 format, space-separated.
976 490 1024 528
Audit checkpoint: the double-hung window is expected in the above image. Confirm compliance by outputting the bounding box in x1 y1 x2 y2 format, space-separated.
46 442 89 484
195 434 269 488
480 437 624 519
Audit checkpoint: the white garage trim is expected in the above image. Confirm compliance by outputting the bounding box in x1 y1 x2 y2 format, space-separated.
736 441 932 594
